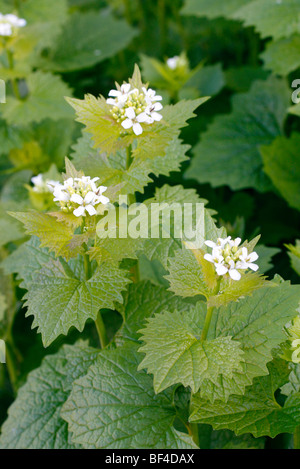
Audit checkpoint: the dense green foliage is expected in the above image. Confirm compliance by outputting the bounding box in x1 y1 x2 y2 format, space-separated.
0 0 300 450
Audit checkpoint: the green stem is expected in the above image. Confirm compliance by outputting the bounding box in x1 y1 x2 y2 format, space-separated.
95 311 108 349
126 144 133 170
294 425 300 449
189 423 200 447
5 341 18 395
201 306 214 342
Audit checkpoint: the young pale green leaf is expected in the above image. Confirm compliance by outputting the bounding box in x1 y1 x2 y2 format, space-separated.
207 272 267 309
115 281 192 345
185 76 290 192
138 308 245 399
261 133 300 211
0 342 98 449
2 72 74 125
166 247 214 299
61 344 197 449
24 256 130 346
190 360 300 439
8 211 82 260
233 0 300 40
286 240 300 276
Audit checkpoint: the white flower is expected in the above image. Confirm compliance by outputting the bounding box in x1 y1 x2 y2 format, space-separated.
121 107 149 135
106 83 136 108
142 87 162 104
52 176 109 217
238 247 259 272
0 13 26 37
31 174 59 194
166 56 180 70
204 236 259 281
143 102 163 123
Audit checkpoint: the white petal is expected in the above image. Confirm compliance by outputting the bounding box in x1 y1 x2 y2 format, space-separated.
132 122 143 135
98 195 110 205
98 185 107 194
249 251 259 262
151 112 163 122
234 237 241 247
125 107 136 119
73 206 85 217
106 98 116 106
205 240 216 248
248 263 259 271
84 191 96 204
153 102 163 111
85 205 97 216
121 118 133 129
229 269 241 281
136 112 150 123
108 89 120 97
121 83 131 94
216 265 228 276
204 254 214 263
70 193 84 204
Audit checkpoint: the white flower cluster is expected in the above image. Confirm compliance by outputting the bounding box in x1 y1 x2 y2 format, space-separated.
204 236 259 281
51 176 109 217
0 13 26 37
106 83 163 136
166 55 188 71
31 174 59 194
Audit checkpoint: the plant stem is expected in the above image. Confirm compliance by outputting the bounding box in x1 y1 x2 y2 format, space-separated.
126 144 133 170
95 311 108 349
201 306 214 341
294 425 300 449
5 341 18 395
189 423 200 447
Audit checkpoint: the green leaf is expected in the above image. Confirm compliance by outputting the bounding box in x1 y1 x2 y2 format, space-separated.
71 132 190 195
261 134 300 211
233 0 300 40
141 184 220 269
190 360 300 438
286 240 300 276
61 344 197 449
261 35 300 75
37 11 137 72
255 245 280 274
24 256 130 346
181 0 252 19
2 72 73 125
8 211 82 260
115 281 192 345
138 308 245 399
165 247 215 299
0 342 98 449
185 76 290 192
138 281 300 402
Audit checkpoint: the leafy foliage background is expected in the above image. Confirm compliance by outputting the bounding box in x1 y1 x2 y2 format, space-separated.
0 0 300 450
